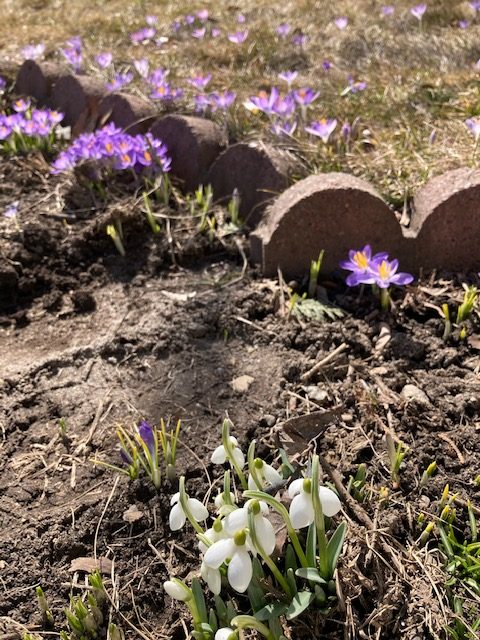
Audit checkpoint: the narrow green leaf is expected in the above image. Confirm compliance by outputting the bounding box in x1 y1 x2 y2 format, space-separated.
191 578 208 623
295 568 327 585
208 609 218 633
286 567 298 596
438 524 454 558
285 544 298 572
285 591 315 620
327 522 347 575
306 522 316 567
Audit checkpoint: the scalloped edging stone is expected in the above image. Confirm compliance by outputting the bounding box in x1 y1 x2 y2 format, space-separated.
14 60 67 104
250 173 408 275
206 142 297 227
149 115 228 192
411 167 480 272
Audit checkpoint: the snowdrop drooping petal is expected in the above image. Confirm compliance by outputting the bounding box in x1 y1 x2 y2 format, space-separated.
319 486 342 517
201 561 222 595
215 629 236 640
204 538 235 569
290 491 315 529
169 501 186 530
227 547 252 592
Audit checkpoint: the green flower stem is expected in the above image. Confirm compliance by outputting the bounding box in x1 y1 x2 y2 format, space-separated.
222 419 248 490
244 490 308 568
380 287 390 311
247 441 263 490
311 456 329 579
232 615 275 640
248 511 292 597
179 476 205 536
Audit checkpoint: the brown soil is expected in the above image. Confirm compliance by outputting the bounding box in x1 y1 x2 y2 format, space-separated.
1 157 479 640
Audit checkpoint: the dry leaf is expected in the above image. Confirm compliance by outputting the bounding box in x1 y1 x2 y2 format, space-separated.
123 504 144 523
279 408 342 454
69 556 113 574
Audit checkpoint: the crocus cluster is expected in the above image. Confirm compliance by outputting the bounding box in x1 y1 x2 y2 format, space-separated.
163 419 346 640
0 101 64 152
51 124 171 178
60 36 83 72
340 245 414 309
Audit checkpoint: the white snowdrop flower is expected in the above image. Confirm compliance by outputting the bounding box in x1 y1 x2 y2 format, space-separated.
211 436 245 468
248 458 283 491
288 478 341 529
198 518 228 554
169 491 209 531
215 628 236 640
203 530 253 593
224 500 276 556
201 559 222 595
214 490 236 512
163 579 191 602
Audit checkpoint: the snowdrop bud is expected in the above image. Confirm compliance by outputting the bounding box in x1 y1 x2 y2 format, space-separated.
163 579 192 602
215 628 237 640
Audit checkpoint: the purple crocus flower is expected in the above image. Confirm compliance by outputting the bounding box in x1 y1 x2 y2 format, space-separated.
237 14 246 23
293 87 320 106
271 118 297 136
368 257 414 289
470 1 480 10
185 14 195 25
146 14 158 26
276 23 291 38
246 87 280 115
149 68 168 85
0 77 6 93
0 122 12 140
22 43 45 60
192 27 206 39
131 27 156 43
322 60 332 71
381 5 395 16
458 20 470 29
410 3 427 20
4 201 18 219
228 30 248 44
334 17 348 30
197 9 209 21
341 121 352 140
188 73 212 90
465 117 480 141
292 32 308 47
194 93 212 113
61 47 82 71
13 98 31 113
211 27 221 38
209 90 236 111
67 36 82 51
344 76 367 94
133 58 150 78
105 72 133 93
305 118 338 143
138 420 155 452
278 70 298 86
171 20 182 33
339 245 389 287
95 52 113 69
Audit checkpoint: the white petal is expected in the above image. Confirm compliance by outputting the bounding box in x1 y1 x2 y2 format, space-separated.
170 491 180 506
164 580 189 601
247 473 258 490
204 538 234 569
289 492 314 529
224 508 247 535
264 463 283 486
254 515 276 556
229 436 239 446
207 566 222 595
288 477 304 498
215 628 235 640
319 486 342 517
228 548 252 593
232 447 245 469
211 444 227 464
188 497 209 522
169 502 186 530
